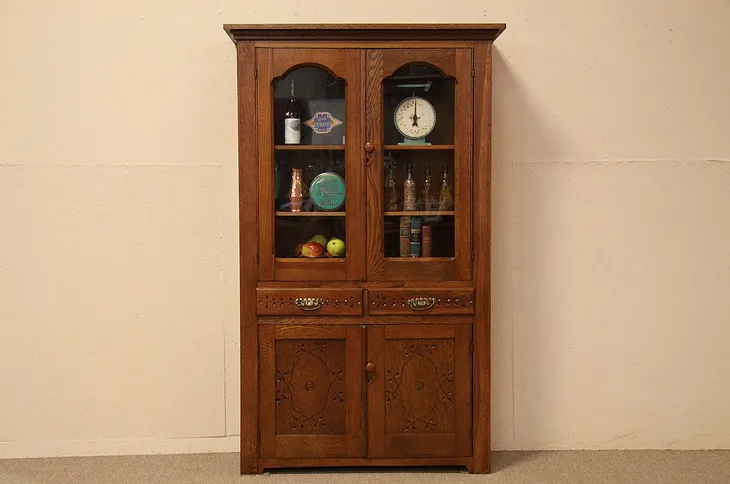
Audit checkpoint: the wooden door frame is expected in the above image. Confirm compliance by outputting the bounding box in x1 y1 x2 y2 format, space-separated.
366 324 472 458
365 48 473 282
259 324 365 459
256 47 366 282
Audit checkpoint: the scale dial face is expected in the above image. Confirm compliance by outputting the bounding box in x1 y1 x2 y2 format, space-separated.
394 96 437 140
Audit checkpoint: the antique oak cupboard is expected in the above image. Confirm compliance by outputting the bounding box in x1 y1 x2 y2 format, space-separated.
223 24 505 474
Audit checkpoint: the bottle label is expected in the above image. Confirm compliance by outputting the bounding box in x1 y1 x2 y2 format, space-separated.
284 118 301 144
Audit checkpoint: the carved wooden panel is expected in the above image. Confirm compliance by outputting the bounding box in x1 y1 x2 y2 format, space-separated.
257 288 363 316
385 338 455 435
275 339 346 435
367 324 471 458
260 324 364 459
367 288 474 315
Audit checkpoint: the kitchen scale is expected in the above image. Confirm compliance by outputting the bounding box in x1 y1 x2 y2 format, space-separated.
394 93 436 145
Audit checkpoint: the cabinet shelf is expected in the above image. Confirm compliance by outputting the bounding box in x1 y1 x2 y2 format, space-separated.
275 145 345 151
275 211 346 217
384 211 455 216
384 257 456 262
384 144 454 151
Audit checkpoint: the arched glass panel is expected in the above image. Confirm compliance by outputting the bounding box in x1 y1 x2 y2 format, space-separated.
273 67 347 259
382 64 455 259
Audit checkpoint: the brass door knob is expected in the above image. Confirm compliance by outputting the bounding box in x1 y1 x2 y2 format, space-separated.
364 142 375 153
365 362 376 373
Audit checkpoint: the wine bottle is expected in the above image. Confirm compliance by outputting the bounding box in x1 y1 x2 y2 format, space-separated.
284 79 301 145
438 163 453 211
385 156 399 211
422 163 434 211
403 162 416 211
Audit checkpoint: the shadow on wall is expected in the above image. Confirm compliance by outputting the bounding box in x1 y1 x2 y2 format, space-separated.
488 46 560 450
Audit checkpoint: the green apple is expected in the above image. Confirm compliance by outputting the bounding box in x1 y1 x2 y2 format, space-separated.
308 234 328 247
327 238 345 257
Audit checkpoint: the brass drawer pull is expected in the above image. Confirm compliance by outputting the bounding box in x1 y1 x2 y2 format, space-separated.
295 297 324 311
407 297 436 311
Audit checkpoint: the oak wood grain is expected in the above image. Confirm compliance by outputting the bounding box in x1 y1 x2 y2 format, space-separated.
366 49 471 282
236 41 259 475
454 48 473 281
381 49 457 79
272 49 350 80
368 324 472 458
258 456 471 471
259 315 473 326
264 48 364 281
366 325 386 457
274 258 348 281
365 49 385 280
274 144 345 150
253 41 478 49
367 288 475 316
346 49 367 281
256 288 364 316
260 325 364 459
228 24 502 474
275 211 346 217
256 48 275 281
259 324 276 458
224 24 506 43
471 40 493 474
256 280 475 289
383 144 455 150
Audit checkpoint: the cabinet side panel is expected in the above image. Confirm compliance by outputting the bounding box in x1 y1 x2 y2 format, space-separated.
471 41 492 474
237 41 260 474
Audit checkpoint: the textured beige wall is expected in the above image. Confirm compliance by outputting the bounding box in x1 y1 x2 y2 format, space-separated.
1 0 729 457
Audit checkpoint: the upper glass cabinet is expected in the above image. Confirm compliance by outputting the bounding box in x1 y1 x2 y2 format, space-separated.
257 49 364 281
366 49 473 281
273 67 347 260
381 64 456 260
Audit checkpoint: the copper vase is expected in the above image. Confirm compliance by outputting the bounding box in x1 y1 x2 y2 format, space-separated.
289 168 303 212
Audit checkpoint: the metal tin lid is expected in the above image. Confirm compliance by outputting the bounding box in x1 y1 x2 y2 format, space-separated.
309 172 345 211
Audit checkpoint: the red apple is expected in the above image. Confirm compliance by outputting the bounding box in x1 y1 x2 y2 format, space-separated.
300 242 324 258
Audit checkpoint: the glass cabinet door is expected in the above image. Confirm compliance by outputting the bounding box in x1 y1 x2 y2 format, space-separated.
256 49 364 281
366 49 473 281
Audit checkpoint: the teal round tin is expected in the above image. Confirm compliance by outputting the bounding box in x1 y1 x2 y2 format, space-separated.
309 172 345 211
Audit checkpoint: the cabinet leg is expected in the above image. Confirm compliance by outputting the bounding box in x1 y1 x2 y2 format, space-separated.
241 457 261 474
470 455 490 474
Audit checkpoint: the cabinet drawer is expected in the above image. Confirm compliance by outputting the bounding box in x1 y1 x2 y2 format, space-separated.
256 288 364 316
367 288 474 315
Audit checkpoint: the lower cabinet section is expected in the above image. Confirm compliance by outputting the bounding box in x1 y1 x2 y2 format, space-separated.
259 325 364 459
367 325 472 458
258 322 471 461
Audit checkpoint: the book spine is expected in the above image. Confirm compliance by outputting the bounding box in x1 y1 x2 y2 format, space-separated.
399 216 411 257
410 217 422 258
422 225 433 257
